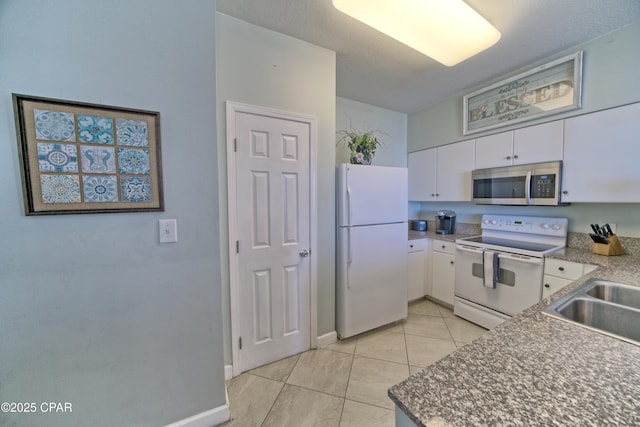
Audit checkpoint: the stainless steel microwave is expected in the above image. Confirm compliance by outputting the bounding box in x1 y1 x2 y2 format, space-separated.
471 161 564 205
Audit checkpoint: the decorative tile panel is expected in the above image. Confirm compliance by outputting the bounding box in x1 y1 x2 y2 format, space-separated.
34 109 75 142
120 176 152 202
117 148 150 174
37 143 78 173
80 145 116 173
40 174 81 203
116 118 149 147
78 115 114 144
82 175 118 203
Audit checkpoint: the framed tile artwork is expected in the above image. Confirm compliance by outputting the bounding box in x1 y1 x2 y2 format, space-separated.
12 94 163 215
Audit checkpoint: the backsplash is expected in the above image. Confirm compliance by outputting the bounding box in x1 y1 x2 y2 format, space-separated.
409 220 480 236
567 232 640 256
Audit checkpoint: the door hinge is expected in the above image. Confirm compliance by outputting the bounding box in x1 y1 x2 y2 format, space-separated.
234 138 237 152
236 240 239 253
239 336 242 350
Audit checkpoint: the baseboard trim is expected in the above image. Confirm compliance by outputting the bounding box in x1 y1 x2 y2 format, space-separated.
165 399 230 427
317 330 337 347
224 364 233 381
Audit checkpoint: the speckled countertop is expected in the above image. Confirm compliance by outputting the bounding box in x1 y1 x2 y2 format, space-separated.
390 236 640 426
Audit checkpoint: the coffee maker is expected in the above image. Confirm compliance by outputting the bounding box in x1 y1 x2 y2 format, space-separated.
435 210 456 235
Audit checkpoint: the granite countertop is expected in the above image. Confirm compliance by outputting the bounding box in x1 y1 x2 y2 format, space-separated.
389 247 640 426
408 221 480 242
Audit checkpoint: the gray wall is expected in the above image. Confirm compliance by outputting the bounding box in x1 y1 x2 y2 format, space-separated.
0 1 226 426
408 21 640 150
336 97 408 167
407 22 640 238
216 13 336 364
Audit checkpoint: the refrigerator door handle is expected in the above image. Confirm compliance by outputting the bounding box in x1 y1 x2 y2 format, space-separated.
347 228 352 288
346 186 352 226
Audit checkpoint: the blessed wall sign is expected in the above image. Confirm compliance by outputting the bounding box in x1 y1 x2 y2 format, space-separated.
463 52 583 135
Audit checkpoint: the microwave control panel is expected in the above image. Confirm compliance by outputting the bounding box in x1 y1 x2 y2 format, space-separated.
531 174 557 198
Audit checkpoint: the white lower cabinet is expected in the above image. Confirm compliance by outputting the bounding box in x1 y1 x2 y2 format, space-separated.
543 258 597 299
430 239 456 306
408 239 428 301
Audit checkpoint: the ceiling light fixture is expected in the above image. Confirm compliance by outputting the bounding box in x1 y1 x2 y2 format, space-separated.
332 0 501 66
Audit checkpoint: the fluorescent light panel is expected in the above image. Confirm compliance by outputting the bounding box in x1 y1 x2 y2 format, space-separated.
332 0 501 66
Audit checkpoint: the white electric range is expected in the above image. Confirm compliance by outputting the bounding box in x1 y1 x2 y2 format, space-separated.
454 214 568 329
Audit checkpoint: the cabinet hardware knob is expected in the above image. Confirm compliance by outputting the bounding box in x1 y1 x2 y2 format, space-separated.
562 191 568 195
442 245 446 249
506 156 511 160
410 245 414 248
513 154 519 159
544 283 550 288
450 261 454 265
558 267 564 271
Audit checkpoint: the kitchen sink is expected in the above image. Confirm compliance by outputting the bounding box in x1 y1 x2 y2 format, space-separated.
543 279 640 345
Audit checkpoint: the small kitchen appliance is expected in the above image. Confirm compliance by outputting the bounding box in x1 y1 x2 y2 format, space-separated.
435 210 456 235
411 220 427 231
471 161 564 206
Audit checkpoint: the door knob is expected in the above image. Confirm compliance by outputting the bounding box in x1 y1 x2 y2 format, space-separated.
299 249 310 257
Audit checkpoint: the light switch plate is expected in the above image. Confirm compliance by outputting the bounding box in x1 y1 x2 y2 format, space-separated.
159 219 178 243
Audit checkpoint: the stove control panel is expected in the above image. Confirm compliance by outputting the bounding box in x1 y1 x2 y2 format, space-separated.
481 215 568 236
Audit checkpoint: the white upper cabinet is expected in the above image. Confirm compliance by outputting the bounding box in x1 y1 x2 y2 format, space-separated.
408 148 437 201
562 103 640 202
475 132 513 169
408 139 474 202
475 121 564 169
436 139 475 201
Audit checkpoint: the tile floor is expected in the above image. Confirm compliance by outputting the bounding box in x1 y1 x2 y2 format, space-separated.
221 298 487 427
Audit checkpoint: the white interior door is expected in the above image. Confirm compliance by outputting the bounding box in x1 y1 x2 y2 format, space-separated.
230 106 313 373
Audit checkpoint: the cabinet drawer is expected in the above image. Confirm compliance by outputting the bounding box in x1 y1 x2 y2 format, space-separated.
544 258 584 280
408 239 427 253
433 239 456 255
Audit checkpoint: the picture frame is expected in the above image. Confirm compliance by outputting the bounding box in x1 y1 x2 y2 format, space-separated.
463 51 583 135
12 94 164 215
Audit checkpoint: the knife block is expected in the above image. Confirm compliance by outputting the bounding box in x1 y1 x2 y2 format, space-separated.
592 235 625 256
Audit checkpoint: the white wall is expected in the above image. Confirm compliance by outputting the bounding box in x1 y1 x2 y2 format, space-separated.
407 22 640 238
336 97 408 167
216 13 336 364
0 1 226 426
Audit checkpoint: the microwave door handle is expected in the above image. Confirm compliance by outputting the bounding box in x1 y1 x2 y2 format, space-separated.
525 170 532 205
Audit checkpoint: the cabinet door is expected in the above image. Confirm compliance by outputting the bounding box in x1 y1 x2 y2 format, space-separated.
563 103 640 202
542 275 572 299
436 139 475 201
408 149 437 201
513 121 563 165
475 132 513 169
431 251 455 305
408 250 426 301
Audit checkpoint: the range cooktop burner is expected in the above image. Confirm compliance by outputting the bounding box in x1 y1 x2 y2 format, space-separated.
460 236 559 253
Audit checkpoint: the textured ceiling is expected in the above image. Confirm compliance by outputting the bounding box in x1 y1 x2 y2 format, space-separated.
216 0 640 113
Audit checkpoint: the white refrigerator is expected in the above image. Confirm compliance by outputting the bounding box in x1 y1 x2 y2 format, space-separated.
336 164 408 339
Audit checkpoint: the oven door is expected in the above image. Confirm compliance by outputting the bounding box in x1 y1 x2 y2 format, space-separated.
454 245 544 316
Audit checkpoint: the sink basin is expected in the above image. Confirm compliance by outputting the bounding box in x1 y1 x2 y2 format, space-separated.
543 279 640 345
586 283 640 310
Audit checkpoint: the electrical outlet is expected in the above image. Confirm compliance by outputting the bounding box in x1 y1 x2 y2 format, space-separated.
159 219 178 243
